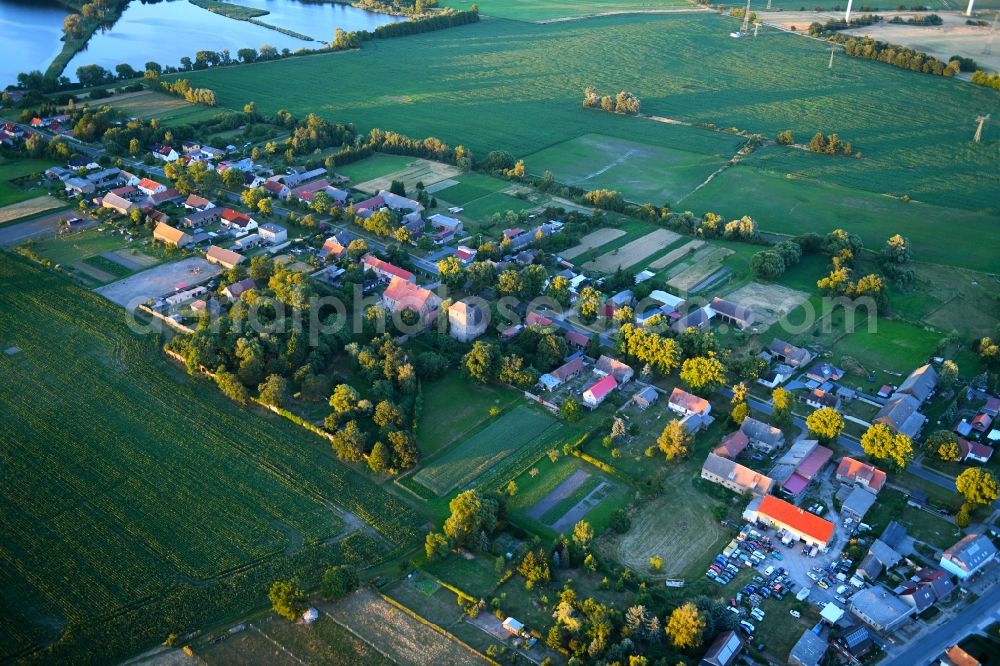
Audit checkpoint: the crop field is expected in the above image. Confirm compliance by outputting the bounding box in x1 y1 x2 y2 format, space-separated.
647 239 703 270
560 228 627 260
411 405 556 496
326 589 489 666
665 245 734 292
583 228 679 272
335 153 413 186
181 13 1000 270
526 132 737 205
0 195 64 225
0 158 54 207
0 254 420 663
353 158 462 194
682 158 1000 273
431 171 509 205
102 89 221 126
415 373 520 457
444 0 696 21
723 281 810 327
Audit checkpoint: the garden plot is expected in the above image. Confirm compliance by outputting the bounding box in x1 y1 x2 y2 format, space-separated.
354 159 462 194
648 239 703 270
326 589 488 666
527 469 591 521
723 282 810 328
0 196 64 225
95 257 221 311
550 481 614 533
560 228 626 260
583 229 679 273
103 249 159 271
665 246 734 293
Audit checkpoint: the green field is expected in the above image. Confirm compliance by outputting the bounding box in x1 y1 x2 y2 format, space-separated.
445 0 695 21
415 372 519 457
526 132 738 205
103 89 222 126
0 253 420 663
180 13 1000 270
412 405 556 496
432 171 509 205
832 317 941 376
337 153 414 185
0 158 54 207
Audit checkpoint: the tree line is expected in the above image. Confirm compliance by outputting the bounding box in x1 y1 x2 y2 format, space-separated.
582 87 641 115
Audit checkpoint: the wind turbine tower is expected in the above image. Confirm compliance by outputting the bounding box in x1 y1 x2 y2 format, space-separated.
741 0 752 34
829 43 836 68
965 0 975 17
754 21 760 37
767 0 772 8
973 114 990 143
845 0 854 23
984 12 997 55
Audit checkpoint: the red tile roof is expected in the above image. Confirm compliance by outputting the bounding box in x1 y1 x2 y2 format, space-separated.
669 387 710 415
565 330 591 348
383 277 438 313
138 178 162 191
354 195 385 211
585 374 618 401
526 311 553 327
714 430 750 459
221 208 253 227
971 413 993 431
836 457 887 492
757 495 835 544
363 255 414 281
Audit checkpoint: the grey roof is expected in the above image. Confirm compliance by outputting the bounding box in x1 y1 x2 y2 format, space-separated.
769 338 812 366
875 394 925 437
700 630 742 666
842 486 877 520
896 364 938 403
857 553 883 581
881 521 907 549
672 306 711 333
898 584 935 612
710 297 755 325
634 385 659 405
850 585 913 629
789 630 827 666
740 417 784 447
701 453 774 495
840 625 871 651
942 534 998 574
869 539 903 568
184 208 219 225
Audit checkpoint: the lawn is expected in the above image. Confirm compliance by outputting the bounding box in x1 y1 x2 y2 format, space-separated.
0 158 55 208
415 372 520 458
525 132 738 206
179 13 1000 271
423 553 503 599
337 153 419 187
0 253 420 663
833 318 942 377
102 89 221 126
411 405 556 496
431 171 509 206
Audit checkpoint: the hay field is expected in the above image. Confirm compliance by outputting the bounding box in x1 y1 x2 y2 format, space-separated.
561 228 627 259
102 90 220 126
0 196 64 225
326 590 489 666
585 228 679 272
724 281 810 327
180 13 1000 269
648 239 703 270
443 0 695 22
666 246 734 292
354 159 462 194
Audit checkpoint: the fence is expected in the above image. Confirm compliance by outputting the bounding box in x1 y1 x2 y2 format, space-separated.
138 304 195 335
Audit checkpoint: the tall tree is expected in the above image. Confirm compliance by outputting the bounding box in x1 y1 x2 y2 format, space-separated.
860 423 913 469
805 407 845 442
956 468 1000 506
657 420 692 461
665 602 706 649
269 579 304 621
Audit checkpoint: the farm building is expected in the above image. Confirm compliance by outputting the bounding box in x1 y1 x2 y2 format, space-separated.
770 439 832 497
223 278 256 300
594 355 633 384
836 458 887 494
565 330 591 350
149 188 183 206
874 394 926 439
502 617 525 637
428 213 463 234
381 278 441 324
710 297 755 329
259 223 287 245
64 177 95 196
701 453 773 496
740 417 784 453
525 311 554 328
184 193 214 210
940 534 998 579
182 208 221 228
849 585 913 632
538 357 584 391
291 179 348 204
205 245 244 269
671 305 712 334
164 286 207 307
448 300 487 342
668 387 711 417
282 167 327 188
701 630 742 666
319 232 357 260
363 254 414 283
788 630 827 666
647 289 685 311
633 386 659 409
153 223 193 248
100 191 136 215
714 430 749 459
895 364 938 403
583 374 618 409
841 486 877 522
768 338 813 368
746 495 835 549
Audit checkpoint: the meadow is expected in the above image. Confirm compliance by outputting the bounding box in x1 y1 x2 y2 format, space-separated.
102 89 222 126
180 13 999 270
443 0 696 22
411 405 556 496
0 158 55 207
414 372 519 457
0 253 420 663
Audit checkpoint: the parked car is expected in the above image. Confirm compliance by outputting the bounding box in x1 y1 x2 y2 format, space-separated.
789 609 801 618
817 579 830 590
807 571 820 581
740 620 756 634
772 552 784 561
727 606 741 615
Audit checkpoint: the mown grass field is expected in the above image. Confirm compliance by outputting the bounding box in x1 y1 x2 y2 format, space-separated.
0 253 420 663
180 13 999 270
102 89 222 126
337 153 413 185
412 405 555 496
444 0 696 21
415 372 519 458
0 158 55 208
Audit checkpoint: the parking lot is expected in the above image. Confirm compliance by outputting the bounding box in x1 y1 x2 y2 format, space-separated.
95 257 221 311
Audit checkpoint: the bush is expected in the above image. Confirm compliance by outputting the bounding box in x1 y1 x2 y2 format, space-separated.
321 565 359 600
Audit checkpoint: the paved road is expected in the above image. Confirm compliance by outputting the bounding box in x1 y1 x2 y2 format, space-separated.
887 583 1000 665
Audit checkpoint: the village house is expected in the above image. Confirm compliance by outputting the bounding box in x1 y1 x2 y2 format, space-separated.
205 245 244 269
745 494 835 549
152 145 179 162
183 207 222 228
774 440 833 498
259 223 287 245
668 387 711 418
448 300 487 343
454 245 477 265
849 585 913 632
565 330 591 351
381 277 441 325
85 167 123 189
64 177 95 196
805 362 845 384
939 645 982 666
184 193 215 210
768 338 814 368
958 438 994 463
594 355 634 384
137 178 166 197
714 430 749 459
262 178 291 200
582 374 618 409
153 223 193 248
362 254 414 283
788 630 827 666
220 209 258 232
672 305 713 334
874 393 926 439
806 388 840 410
222 278 255 300
538 356 584 392
710 297 755 330
100 191 136 216
234 234 260 251
701 453 774 496
319 232 357 260
149 189 183 206
895 364 938 403
841 486 878 522
740 417 785 453
940 534 998 580
836 457 887 494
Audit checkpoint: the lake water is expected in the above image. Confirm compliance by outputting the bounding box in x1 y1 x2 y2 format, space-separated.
0 0 404 88
0 0 68 89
